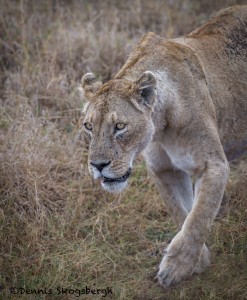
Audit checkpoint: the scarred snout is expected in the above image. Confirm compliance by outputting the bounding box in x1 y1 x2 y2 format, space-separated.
90 160 111 173
89 158 132 193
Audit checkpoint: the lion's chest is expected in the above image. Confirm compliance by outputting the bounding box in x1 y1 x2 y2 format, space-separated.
143 140 196 175
164 145 195 174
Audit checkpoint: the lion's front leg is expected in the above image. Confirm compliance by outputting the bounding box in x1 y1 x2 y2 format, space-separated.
157 160 229 287
148 165 209 285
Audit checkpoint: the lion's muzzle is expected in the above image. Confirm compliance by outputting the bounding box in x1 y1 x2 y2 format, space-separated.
102 168 132 183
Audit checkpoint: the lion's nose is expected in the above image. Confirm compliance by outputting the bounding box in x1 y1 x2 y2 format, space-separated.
90 160 111 172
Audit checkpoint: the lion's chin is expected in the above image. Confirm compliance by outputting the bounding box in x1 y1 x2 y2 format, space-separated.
101 180 128 193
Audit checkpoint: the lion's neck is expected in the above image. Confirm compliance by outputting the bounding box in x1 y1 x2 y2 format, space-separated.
151 70 181 134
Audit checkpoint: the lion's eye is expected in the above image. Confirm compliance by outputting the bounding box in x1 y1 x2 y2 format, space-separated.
115 123 126 130
84 123 93 131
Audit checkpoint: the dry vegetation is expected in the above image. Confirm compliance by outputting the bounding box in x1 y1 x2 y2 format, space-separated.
0 0 247 299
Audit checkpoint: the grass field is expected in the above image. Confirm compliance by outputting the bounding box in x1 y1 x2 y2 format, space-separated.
0 1 247 299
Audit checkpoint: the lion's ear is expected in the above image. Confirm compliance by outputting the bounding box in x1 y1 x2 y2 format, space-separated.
136 71 157 109
81 73 102 98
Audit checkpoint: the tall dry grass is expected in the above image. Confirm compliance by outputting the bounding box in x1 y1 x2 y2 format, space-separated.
0 0 247 299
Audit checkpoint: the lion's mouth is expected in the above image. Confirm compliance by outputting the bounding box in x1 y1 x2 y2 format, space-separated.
102 168 132 183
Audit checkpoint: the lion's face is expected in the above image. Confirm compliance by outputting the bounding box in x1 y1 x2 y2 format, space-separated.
82 72 157 193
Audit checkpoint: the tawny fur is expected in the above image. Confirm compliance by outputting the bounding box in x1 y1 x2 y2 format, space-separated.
81 6 247 287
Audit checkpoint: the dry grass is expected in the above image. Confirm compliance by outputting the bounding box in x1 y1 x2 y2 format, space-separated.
0 0 247 299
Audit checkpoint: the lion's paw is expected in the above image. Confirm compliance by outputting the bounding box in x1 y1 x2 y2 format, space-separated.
157 231 209 287
193 243 211 274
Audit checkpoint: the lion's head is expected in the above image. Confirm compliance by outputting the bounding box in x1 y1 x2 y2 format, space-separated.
81 71 157 193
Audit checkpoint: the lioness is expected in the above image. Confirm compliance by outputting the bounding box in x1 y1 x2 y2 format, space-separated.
81 6 247 287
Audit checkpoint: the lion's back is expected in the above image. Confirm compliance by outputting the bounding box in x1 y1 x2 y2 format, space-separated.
188 6 247 41
116 6 247 160
184 5 247 160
